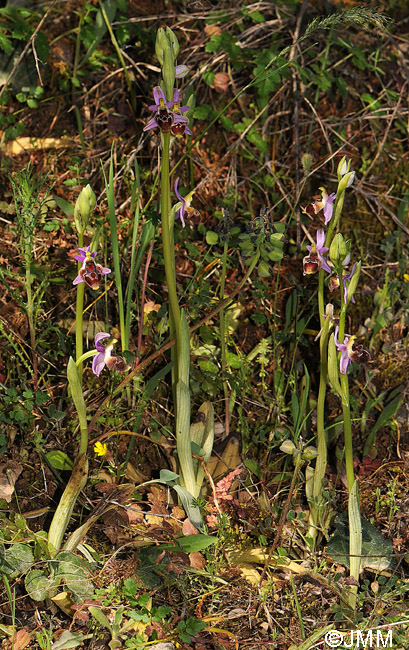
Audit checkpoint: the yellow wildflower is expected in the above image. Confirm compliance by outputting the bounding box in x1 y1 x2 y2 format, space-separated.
94 441 108 457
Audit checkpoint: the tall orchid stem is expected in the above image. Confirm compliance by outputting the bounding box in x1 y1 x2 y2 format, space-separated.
160 132 181 378
337 267 360 604
75 232 85 376
309 274 327 546
337 276 354 492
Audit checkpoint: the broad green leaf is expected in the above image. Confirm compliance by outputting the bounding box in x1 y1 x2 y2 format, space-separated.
51 630 85 649
159 469 179 484
25 569 54 601
158 534 216 553
327 512 394 572
0 543 33 578
46 451 74 471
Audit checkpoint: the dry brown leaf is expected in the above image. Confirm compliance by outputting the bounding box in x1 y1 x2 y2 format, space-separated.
212 72 230 93
182 518 199 536
189 552 206 570
0 462 22 502
171 505 185 520
11 629 31 650
205 24 222 37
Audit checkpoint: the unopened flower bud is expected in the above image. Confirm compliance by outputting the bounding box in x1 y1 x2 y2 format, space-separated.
302 446 318 461
166 27 180 58
337 171 355 195
329 233 349 267
346 260 361 304
301 153 313 174
280 440 296 455
74 184 96 234
155 27 168 64
337 156 349 180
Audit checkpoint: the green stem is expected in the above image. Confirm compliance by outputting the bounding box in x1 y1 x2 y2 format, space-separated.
25 263 38 391
160 133 181 392
76 349 98 365
219 240 230 435
161 133 180 325
341 375 354 491
75 232 85 375
105 154 126 350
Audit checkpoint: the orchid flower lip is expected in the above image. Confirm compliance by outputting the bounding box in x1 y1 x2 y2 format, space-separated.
73 247 111 289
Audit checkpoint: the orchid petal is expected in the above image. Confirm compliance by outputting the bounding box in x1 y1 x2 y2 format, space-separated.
320 258 332 274
324 202 334 225
174 178 182 202
172 113 188 124
339 350 350 374
73 274 84 285
143 118 159 131
95 332 110 353
92 352 106 376
316 228 326 249
153 86 165 105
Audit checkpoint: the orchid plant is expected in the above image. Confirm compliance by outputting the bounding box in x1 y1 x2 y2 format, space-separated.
47 187 126 556
304 157 370 608
142 28 214 522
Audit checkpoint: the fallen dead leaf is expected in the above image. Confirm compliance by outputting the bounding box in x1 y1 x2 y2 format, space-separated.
0 462 22 502
182 518 199 536
189 552 206 570
10 629 31 650
211 72 230 93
